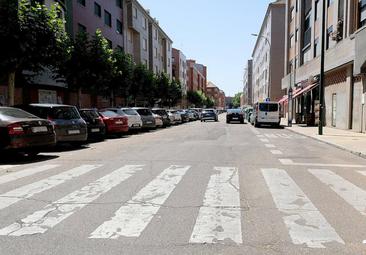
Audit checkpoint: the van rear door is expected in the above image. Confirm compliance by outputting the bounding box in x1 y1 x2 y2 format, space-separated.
258 103 280 123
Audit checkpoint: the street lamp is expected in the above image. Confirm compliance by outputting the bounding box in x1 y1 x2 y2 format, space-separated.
318 0 326 135
251 33 271 101
288 86 293 127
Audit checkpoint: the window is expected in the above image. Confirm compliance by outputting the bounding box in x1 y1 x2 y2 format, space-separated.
303 13 312 48
295 28 299 41
154 47 158 58
327 0 334 7
142 38 147 51
290 6 295 21
116 0 122 8
154 28 158 39
302 46 312 64
142 18 147 30
326 26 333 49
360 0 366 27
314 38 320 57
94 2 101 17
116 19 122 34
78 23 87 33
315 0 320 20
104 10 112 27
290 34 294 48
133 7 137 18
77 0 85 6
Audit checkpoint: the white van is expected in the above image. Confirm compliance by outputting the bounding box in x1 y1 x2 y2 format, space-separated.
251 102 281 127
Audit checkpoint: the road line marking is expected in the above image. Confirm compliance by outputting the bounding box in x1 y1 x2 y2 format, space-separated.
279 159 366 168
359 171 366 177
0 165 18 170
260 138 270 143
261 168 344 248
190 167 242 244
0 165 59 185
270 150 283 155
309 169 366 216
0 165 144 236
265 144 276 148
89 165 190 239
0 165 101 211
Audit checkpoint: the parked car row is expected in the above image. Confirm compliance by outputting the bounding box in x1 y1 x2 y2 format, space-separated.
0 104 204 156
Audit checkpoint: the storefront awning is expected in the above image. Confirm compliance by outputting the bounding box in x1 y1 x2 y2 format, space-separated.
293 83 318 99
278 95 288 104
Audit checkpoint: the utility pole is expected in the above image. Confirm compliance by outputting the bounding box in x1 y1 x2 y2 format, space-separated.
319 0 326 135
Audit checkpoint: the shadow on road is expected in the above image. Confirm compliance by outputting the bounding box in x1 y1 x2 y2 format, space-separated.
0 154 59 165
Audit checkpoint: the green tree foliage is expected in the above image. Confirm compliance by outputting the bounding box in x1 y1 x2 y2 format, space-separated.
0 0 68 105
187 90 208 108
232 92 242 108
205 96 215 108
167 79 182 108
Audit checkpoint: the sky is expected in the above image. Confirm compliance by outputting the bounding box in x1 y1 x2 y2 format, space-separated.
138 0 273 97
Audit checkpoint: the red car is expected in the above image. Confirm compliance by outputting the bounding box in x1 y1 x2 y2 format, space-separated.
98 110 128 136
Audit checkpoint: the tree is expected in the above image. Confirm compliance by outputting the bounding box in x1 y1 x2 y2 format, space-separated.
232 92 243 108
205 96 215 108
156 72 170 107
130 64 147 106
187 90 207 108
167 79 182 108
0 0 68 105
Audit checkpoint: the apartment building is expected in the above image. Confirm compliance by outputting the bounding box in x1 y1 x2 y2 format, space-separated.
281 0 366 132
71 0 124 49
172 48 188 95
243 59 253 106
252 0 286 103
187 60 207 93
124 0 172 78
206 82 226 109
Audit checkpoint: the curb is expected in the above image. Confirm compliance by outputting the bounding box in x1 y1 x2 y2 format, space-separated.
284 126 366 160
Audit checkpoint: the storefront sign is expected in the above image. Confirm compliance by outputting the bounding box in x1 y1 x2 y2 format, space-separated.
38 89 57 104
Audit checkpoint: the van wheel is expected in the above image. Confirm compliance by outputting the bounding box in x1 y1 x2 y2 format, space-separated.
255 120 260 128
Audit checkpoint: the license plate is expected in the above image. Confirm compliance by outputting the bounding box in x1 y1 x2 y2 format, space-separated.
146 121 152 124
91 128 100 133
32 126 48 133
68 130 80 135
232 117 238 120
132 124 140 127
115 121 123 125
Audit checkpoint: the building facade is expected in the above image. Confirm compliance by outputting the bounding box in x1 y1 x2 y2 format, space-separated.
281 0 366 132
252 0 286 103
172 48 188 95
206 82 226 109
243 59 253 106
186 60 207 92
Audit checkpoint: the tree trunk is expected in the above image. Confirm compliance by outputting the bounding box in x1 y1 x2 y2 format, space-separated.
8 72 16 106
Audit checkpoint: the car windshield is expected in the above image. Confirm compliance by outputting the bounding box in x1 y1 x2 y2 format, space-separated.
203 110 214 113
259 103 279 112
99 111 119 118
227 109 242 114
0 108 38 119
80 110 99 120
122 109 138 115
136 109 152 116
49 107 80 120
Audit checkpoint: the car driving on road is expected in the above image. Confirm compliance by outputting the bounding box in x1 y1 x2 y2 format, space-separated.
226 109 245 124
201 109 218 122
252 102 281 127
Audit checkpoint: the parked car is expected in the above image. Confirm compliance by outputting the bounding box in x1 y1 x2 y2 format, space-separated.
152 108 171 127
190 108 203 118
252 102 281 127
98 110 129 136
16 104 88 144
0 107 56 156
188 109 200 120
152 113 163 128
226 109 245 124
167 110 182 125
201 109 218 122
79 109 106 140
104 108 143 131
177 110 190 123
133 108 156 129
185 110 196 121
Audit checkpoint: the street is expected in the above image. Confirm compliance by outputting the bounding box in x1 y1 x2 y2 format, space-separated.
0 114 365 255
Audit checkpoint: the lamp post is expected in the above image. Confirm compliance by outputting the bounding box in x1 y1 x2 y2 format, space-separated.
288 86 293 127
252 33 271 100
318 0 326 135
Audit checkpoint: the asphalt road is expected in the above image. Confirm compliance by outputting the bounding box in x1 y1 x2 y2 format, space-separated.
0 114 366 255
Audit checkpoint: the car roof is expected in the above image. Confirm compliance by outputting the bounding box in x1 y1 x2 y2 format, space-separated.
28 103 73 108
132 107 149 110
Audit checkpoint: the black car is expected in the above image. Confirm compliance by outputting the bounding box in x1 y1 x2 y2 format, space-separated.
133 108 156 129
201 109 218 122
177 110 190 123
79 109 106 140
152 108 171 127
0 107 56 156
226 109 245 124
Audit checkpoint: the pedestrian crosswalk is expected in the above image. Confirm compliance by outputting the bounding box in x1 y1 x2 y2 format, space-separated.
263 133 306 139
0 163 365 249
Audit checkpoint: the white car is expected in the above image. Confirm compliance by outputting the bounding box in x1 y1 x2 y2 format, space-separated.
153 113 164 127
105 108 143 131
168 110 182 124
251 102 281 127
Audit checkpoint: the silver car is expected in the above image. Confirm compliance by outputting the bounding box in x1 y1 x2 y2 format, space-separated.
106 108 143 131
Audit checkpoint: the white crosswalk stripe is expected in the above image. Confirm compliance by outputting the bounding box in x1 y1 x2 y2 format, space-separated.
262 168 344 248
0 165 59 185
0 165 144 236
309 169 366 216
0 164 100 211
89 165 190 239
359 171 366 177
0 165 18 171
190 167 242 244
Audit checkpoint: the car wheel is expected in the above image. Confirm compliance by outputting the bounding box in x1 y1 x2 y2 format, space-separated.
254 120 260 128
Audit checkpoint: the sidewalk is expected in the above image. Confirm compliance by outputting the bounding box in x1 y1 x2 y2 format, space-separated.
281 120 366 158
